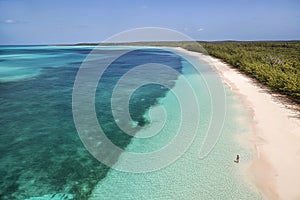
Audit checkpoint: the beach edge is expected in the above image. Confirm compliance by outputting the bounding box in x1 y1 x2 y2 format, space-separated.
176 47 300 200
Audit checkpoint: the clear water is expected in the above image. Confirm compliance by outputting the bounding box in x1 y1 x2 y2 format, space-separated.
0 46 262 199
89 53 263 199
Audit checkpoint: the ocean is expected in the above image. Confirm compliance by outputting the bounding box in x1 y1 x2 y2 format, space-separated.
0 46 262 199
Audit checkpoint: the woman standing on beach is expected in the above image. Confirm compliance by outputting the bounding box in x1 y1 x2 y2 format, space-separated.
234 155 240 163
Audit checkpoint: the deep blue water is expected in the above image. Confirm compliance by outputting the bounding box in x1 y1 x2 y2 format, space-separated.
0 46 182 199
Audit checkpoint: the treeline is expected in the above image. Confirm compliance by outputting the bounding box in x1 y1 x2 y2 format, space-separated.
197 41 300 102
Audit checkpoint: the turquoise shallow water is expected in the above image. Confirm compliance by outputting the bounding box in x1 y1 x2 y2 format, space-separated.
0 46 262 199
89 54 263 199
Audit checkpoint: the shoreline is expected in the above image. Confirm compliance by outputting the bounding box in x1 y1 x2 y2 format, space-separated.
89 47 262 199
176 47 300 200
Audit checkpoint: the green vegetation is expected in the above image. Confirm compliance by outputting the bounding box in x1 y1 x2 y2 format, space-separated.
198 41 300 102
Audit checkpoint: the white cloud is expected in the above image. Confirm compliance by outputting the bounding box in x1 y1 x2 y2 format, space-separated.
1 19 26 24
3 19 16 24
197 28 204 32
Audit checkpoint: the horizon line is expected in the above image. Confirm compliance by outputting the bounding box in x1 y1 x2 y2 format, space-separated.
1 39 300 46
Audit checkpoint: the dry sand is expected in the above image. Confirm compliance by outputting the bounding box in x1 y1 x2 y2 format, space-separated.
177 47 300 200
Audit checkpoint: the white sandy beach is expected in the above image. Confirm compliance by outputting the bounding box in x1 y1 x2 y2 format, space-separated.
177 47 300 200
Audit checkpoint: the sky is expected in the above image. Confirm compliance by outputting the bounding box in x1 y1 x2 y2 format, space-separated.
0 0 299 45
